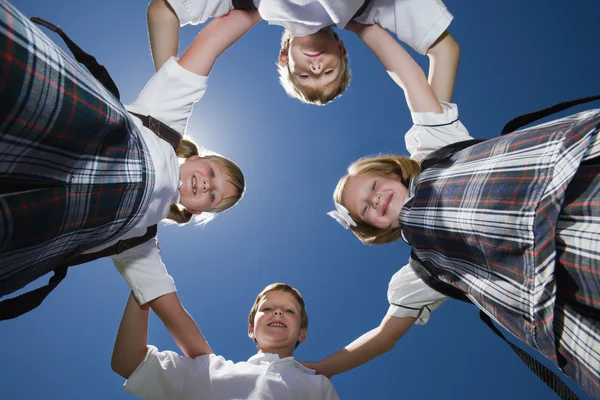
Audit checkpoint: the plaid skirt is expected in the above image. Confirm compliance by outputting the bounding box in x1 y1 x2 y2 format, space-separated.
0 1 155 296
400 109 600 398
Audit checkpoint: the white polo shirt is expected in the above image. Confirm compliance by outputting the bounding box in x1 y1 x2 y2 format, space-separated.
388 102 473 324
168 0 452 54
124 346 339 400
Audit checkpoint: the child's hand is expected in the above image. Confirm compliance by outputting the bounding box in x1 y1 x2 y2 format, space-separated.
345 20 370 34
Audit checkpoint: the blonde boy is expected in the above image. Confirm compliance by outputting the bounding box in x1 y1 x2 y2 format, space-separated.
147 0 459 105
112 283 339 399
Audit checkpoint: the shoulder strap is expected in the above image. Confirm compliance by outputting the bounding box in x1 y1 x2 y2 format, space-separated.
30 17 120 100
352 0 373 19
0 225 158 321
231 0 257 11
409 252 579 399
420 139 485 171
129 112 182 151
502 94 600 135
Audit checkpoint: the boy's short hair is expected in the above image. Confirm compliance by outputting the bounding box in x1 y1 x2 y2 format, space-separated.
248 283 309 348
334 155 421 245
277 29 351 106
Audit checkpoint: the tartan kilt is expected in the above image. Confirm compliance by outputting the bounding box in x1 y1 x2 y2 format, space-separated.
0 1 155 296
400 109 600 398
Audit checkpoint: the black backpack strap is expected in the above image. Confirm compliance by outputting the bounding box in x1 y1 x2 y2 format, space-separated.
0 225 157 321
409 252 579 399
231 0 257 11
352 0 373 19
501 94 600 135
129 112 182 151
479 311 579 400
29 16 120 100
420 139 486 171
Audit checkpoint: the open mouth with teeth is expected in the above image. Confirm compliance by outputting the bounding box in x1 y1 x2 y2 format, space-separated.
267 322 287 328
192 175 197 195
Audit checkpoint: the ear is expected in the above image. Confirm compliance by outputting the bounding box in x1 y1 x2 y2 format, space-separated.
186 155 200 162
337 39 346 58
278 48 289 67
248 324 255 341
297 328 307 344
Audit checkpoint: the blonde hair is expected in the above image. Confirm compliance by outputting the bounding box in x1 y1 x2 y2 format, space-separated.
166 136 245 225
248 283 309 348
334 155 421 245
277 29 351 106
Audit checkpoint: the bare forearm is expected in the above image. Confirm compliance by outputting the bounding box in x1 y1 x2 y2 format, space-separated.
147 0 180 71
427 31 460 103
150 292 212 358
351 23 442 113
111 293 151 379
178 10 261 76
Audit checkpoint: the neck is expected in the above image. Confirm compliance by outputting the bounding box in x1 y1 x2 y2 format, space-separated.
257 345 295 359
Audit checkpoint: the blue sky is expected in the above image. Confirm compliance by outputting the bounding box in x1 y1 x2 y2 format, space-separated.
2 0 598 399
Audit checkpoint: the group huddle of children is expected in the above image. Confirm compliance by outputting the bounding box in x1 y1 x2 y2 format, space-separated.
0 0 598 398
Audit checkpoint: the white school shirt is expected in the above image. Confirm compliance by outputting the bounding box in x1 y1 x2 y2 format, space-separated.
168 0 452 54
387 102 474 324
124 346 340 400
83 57 209 305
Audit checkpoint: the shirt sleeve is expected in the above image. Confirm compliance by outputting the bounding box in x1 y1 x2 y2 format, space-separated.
166 0 233 25
387 263 447 325
125 57 208 136
124 346 213 400
321 376 340 400
355 0 453 54
405 101 474 161
112 238 177 305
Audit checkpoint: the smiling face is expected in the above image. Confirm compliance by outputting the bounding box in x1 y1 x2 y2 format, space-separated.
178 155 239 214
278 28 346 99
342 172 409 230
248 290 306 358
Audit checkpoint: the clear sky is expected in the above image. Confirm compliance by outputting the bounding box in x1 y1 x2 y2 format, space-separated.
2 0 599 399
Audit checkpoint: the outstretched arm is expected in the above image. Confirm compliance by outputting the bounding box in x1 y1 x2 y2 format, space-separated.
426 31 460 103
150 292 212 359
304 315 415 378
177 9 261 76
347 22 442 114
148 0 181 71
112 293 152 379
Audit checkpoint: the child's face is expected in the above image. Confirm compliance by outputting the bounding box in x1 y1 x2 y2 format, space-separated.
178 156 238 213
342 172 409 230
279 29 345 97
248 290 306 353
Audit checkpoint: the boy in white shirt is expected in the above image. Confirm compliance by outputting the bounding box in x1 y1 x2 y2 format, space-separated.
147 0 459 105
112 283 339 400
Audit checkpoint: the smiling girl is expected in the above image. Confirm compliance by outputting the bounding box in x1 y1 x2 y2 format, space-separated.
0 1 258 357
316 23 600 399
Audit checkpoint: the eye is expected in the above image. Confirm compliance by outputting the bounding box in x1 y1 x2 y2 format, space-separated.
362 204 368 216
371 181 376 191
325 70 333 75
299 74 309 78
262 307 272 312
285 309 295 314
210 168 215 179
210 191 215 203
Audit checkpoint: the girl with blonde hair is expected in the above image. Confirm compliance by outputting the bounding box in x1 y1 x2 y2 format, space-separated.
0 1 257 359
311 23 600 399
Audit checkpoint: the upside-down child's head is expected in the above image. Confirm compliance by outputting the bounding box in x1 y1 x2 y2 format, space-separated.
169 136 245 225
248 283 309 357
278 27 350 106
333 155 421 245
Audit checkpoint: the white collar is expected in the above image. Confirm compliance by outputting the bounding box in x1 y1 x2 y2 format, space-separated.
246 352 315 374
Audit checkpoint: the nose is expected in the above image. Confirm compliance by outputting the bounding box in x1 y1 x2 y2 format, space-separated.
202 178 213 193
272 308 283 316
309 62 322 74
369 193 380 209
